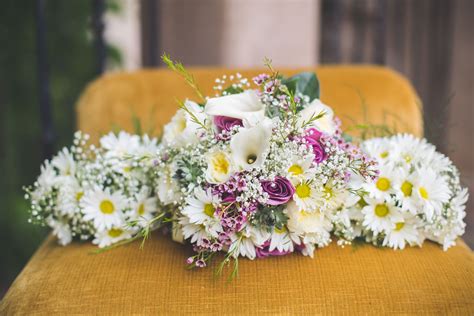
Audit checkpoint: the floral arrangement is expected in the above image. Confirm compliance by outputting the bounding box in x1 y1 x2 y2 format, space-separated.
354 134 468 250
25 55 468 276
25 131 161 248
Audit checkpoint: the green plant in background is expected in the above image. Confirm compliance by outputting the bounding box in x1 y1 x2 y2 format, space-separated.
0 0 121 295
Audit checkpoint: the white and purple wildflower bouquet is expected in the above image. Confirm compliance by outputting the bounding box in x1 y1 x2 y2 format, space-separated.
25 55 468 276
154 57 378 270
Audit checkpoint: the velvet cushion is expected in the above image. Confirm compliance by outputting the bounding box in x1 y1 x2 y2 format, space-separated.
2 66 473 314
1 234 474 314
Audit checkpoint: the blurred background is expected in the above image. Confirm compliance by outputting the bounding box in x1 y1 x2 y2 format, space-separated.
0 0 472 298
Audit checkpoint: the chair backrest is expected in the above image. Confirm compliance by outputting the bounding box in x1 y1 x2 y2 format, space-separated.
76 66 422 141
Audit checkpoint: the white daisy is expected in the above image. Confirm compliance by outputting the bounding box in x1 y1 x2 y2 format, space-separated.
268 227 295 253
82 188 127 231
285 201 332 255
292 180 323 212
182 187 221 236
129 187 158 227
391 133 430 166
135 135 159 157
47 216 72 246
56 176 84 216
363 164 398 199
393 167 418 213
36 162 57 193
286 154 316 185
93 227 133 248
179 217 210 247
362 137 393 166
51 148 76 177
320 181 349 212
412 169 450 220
162 100 206 148
382 214 423 250
361 198 402 234
100 131 140 158
229 225 270 260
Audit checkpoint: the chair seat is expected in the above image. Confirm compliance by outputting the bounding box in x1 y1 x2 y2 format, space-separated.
1 233 473 314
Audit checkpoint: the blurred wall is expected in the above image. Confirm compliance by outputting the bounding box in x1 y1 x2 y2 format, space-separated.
144 0 320 67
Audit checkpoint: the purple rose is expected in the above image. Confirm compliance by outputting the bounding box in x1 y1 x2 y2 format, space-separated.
213 116 243 133
261 176 295 205
256 240 292 258
304 128 327 163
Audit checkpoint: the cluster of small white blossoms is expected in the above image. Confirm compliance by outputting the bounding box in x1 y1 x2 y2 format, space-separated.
213 73 251 96
25 131 161 248
155 71 378 268
349 134 468 250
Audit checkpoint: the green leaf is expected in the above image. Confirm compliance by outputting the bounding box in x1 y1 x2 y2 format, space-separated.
223 85 244 95
282 72 320 101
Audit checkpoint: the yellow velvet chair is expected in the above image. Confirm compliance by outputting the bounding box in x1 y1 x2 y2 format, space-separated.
1 66 473 315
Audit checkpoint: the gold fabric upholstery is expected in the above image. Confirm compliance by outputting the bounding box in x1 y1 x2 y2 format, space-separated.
2 66 473 315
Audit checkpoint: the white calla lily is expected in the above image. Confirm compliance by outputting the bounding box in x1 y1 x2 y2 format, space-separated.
298 99 336 135
205 90 265 126
230 118 273 171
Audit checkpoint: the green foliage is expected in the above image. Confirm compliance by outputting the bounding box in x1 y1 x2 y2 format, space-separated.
161 53 206 102
281 72 320 101
250 205 288 232
0 0 121 294
223 85 244 95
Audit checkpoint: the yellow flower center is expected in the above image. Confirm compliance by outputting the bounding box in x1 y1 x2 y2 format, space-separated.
138 203 145 215
419 187 429 200
274 226 287 234
123 166 132 173
211 152 230 174
376 177 391 191
380 151 389 159
394 222 405 231
178 117 187 132
401 181 413 197
288 164 303 176
300 209 312 217
295 183 311 198
323 186 333 199
204 203 215 217
403 154 412 163
246 154 257 164
100 200 115 214
375 204 389 217
75 191 84 202
108 228 123 238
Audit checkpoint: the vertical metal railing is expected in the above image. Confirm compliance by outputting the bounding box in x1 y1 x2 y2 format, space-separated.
35 0 55 160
